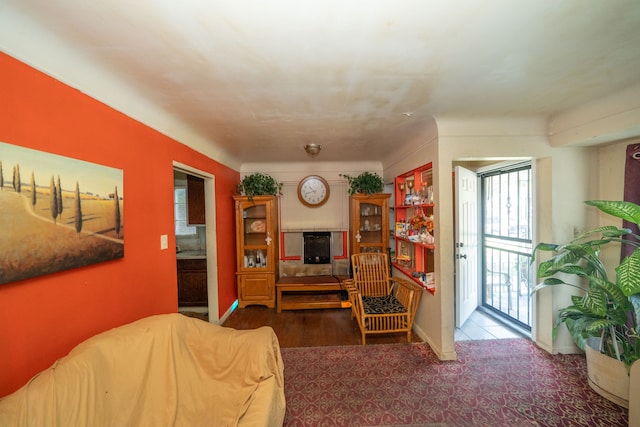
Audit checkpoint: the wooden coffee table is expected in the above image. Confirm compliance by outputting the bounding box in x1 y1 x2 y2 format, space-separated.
276 275 349 312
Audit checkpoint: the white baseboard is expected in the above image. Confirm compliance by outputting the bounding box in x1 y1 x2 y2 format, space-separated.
214 300 238 325
412 323 457 361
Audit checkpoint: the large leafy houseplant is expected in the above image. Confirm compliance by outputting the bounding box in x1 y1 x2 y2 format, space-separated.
532 200 640 370
236 173 282 199
340 172 384 195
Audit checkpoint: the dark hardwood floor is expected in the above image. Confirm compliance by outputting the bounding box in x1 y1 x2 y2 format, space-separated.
221 305 422 347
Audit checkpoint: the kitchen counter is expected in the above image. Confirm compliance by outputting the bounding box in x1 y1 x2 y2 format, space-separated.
176 250 207 260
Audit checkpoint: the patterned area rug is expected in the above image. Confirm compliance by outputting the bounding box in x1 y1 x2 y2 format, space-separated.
281 339 627 427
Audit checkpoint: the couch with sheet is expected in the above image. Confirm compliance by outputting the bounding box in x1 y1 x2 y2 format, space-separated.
0 313 286 426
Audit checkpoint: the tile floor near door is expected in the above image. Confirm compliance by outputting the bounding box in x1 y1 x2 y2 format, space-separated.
455 309 526 341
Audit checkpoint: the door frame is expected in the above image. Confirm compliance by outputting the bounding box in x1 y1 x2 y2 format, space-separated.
453 159 537 334
173 161 219 322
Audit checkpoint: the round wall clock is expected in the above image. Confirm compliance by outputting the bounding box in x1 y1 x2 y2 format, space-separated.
297 175 330 208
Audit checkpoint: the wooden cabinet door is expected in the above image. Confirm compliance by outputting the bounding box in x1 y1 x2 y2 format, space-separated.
187 175 205 225
237 273 275 308
177 259 208 306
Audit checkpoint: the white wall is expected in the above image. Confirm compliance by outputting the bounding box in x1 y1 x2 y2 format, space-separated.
549 83 640 148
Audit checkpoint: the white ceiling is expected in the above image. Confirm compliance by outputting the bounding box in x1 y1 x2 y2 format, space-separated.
3 0 640 166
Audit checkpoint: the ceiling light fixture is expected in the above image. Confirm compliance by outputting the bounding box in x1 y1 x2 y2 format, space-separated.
304 143 322 157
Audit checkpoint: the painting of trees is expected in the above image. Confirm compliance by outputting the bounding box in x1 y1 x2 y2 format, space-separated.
114 186 121 238
30 171 36 209
74 180 83 235
56 175 63 219
49 176 58 223
0 141 124 285
13 164 21 193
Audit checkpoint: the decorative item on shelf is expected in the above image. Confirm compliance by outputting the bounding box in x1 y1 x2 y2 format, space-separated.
404 193 414 206
236 173 282 200
407 211 435 244
396 182 405 205
408 211 434 233
249 219 266 233
406 179 414 194
419 229 435 245
340 172 384 195
420 182 434 204
425 273 435 290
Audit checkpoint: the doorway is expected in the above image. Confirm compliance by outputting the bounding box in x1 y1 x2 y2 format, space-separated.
454 161 533 338
173 162 219 322
480 163 533 331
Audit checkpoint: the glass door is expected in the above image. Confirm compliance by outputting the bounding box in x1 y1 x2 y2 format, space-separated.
350 193 390 256
239 202 270 271
357 201 385 252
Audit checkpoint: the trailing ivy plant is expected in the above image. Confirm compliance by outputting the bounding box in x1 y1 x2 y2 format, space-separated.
340 172 384 195
236 173 282 199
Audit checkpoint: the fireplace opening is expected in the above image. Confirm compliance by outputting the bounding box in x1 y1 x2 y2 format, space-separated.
303 232 331 264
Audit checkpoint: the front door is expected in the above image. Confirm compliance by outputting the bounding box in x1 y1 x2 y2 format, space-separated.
454 166 479 328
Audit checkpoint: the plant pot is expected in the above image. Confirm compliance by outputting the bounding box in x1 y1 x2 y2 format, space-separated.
585 337 629 408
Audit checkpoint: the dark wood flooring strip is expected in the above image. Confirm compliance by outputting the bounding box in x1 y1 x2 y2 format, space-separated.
222 306 422 347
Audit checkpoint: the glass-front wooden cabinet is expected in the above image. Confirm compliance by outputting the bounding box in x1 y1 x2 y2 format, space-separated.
392 163 436 294
349 193 390 256
233 195 279 308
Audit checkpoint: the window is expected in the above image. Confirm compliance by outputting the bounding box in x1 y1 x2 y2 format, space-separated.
174 187 196 236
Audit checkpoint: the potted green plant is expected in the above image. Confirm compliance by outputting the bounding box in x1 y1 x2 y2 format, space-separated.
340 172 384 195
236 173 282 199
532 200 640 407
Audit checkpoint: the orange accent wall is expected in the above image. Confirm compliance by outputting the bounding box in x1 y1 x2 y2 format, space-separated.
0 53 239 397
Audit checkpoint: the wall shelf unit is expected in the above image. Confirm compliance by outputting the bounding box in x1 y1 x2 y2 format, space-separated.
392 163 436 295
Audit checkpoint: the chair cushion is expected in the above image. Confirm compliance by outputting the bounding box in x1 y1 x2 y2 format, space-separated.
362 294 407 314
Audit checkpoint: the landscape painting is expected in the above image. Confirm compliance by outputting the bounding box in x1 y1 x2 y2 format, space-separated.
0 142 124 285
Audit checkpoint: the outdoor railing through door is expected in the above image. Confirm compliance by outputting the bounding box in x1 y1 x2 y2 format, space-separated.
481 164 533 330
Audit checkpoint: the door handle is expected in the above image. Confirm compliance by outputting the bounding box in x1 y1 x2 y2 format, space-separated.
456 254 467 259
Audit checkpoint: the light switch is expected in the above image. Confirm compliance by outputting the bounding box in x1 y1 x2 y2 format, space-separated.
160 234 168 250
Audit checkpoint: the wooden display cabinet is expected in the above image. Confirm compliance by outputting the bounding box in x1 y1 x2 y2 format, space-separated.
349 193 390 256
392 163 436 294
233 195 280 308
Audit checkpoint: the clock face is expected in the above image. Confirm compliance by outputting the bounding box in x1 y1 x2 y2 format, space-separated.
297 175 330 207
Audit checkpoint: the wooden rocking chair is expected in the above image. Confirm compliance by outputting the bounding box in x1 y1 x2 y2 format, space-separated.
344 252 422 345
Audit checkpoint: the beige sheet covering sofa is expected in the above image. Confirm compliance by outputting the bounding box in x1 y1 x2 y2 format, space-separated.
0 313 286 426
